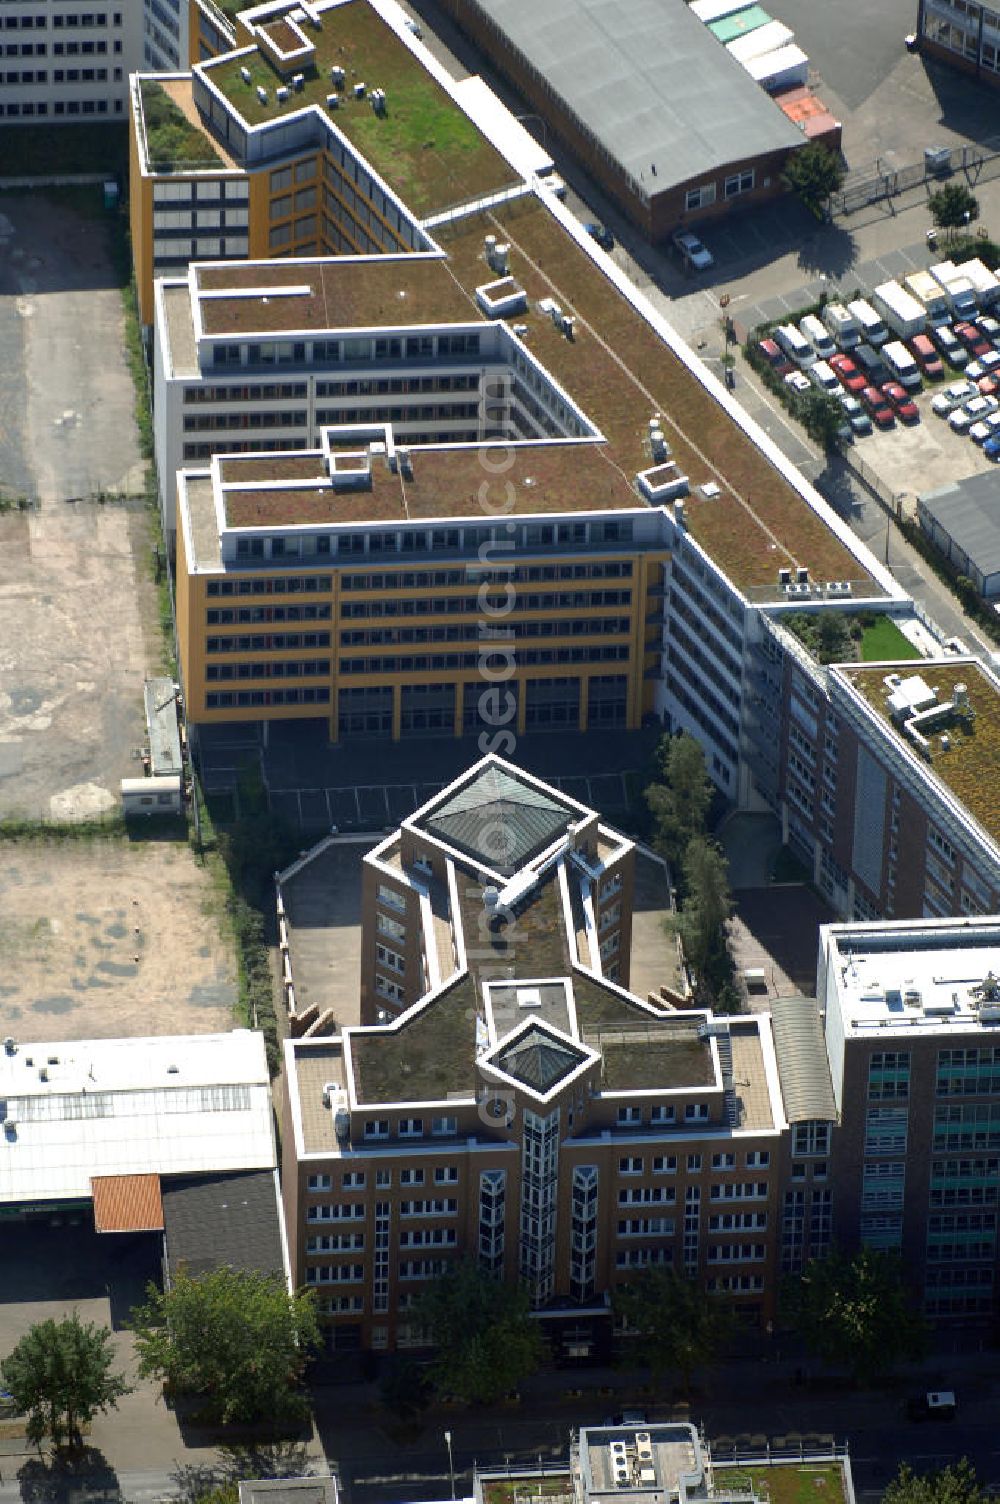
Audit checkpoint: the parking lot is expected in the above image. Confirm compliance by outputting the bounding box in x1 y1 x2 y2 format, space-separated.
0 193 158 822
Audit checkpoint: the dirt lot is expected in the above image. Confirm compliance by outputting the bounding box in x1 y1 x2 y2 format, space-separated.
0 500 162 820
0 839 237 1041
0 191 156 822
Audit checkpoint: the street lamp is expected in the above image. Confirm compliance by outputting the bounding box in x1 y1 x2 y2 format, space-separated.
444 1429 456 1500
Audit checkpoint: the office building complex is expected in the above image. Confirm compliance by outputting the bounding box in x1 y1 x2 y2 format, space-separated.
819 917 1000 1318
278 760 1000 1349
280 756 833 1353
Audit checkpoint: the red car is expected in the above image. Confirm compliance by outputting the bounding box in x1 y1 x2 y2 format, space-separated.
882 381 920 424
830 353 866 393
861 384 895 428
908 333 945 381
758 337 792 374
955 322 991 358
979 375 1000 398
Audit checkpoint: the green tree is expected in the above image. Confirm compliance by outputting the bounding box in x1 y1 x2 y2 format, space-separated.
1 1313 131 1451
795 389 847 451
817 611 853 664
882 1459 984 1504
782 143 846 217
413 1259 543 1405
673 835 736 1007
613 1268 729 1391
130 1268 320 1426
645 732 712 869
928 182 980 232
783 1249 926 1383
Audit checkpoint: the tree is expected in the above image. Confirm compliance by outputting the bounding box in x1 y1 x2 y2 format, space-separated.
613 1268 729 1391
413 1259 543 1405
883 1459 984 1504
130 1268 320 1426
928 182 979 232
782 143 846 217
783 1249 926 1383
795 389 847 451
673 835 736 1007
645 732 712 869
1 1314 131 1451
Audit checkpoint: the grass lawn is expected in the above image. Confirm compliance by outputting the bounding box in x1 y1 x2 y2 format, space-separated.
718 1465 846 1504
860 615 922 661
482 1480 573 1504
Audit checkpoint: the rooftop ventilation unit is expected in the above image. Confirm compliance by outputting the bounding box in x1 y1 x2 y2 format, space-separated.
240 66 252 83
256 85 268 104
636 462 689 505
3 1037 15 1056
292 72 305 90
330 65 345 85
276 85 290 102
326 92 339 108
353 81 366 98
778 567 792 586
796 566 809 584
517 988 542 1009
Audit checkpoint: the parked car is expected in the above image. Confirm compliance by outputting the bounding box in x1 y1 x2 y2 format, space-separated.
861 384 895 427
830 353 867 393
955 321 990 356
855 342 889 384
977 314 1000 343
809 359 840 393
908 1391 956 1422
758 337 792 374
584 222 615 252
966 351 1000 381
979 375 1000 397
931 324 969 367
985 432 1000 460
775 323 816 367
839 394 873 435
672 229 713 269
799 314 837 359
908 332 945 380
931 379 977 415
969 420 994 444
950 394 999 431
882 381 920 423
784 369 811 394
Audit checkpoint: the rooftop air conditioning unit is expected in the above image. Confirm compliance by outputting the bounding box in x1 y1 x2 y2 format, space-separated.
276 86 290 102
796 566 809 584
292 72 305 90
354 81 366 98
3 1037 15 1056
327 93 339 108
240 66 252 84
256 85 268 104
778 567 792 586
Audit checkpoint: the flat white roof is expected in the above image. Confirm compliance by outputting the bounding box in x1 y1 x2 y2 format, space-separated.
0 1031 275 1204
824 920 1000 1038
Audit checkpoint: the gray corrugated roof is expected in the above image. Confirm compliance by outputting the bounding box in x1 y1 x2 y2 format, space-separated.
423 765 570 873
477 0 803 189
920 473 1000 583
769 996 837 1123
162 1169 286 1281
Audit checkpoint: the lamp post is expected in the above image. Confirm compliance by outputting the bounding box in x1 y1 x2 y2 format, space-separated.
444 1429 456 1500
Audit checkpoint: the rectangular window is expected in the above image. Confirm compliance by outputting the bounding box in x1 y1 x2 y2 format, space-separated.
432 1115 457 1137
685 182 716 211
724 169 755 199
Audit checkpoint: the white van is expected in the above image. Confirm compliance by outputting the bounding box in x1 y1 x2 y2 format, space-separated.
823 301 860 349
809 359 839 393
847 298 889 347
799 313 836 359
774 322 815 367
883 339 922 390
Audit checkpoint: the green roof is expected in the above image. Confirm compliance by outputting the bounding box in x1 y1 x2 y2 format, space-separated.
423 765 571 874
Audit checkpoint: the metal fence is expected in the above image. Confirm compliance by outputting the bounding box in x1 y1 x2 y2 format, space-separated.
830 142 1000 218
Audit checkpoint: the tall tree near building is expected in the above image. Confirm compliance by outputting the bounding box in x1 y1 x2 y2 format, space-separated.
882 1460 984 1504
130 1268 320 1426
413 1259 543 1405
783 1248 926 1382
646 732 713 869
613 1268 729 1391
782 143 846 217
1 1314 131 1451
675 835 737 1008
